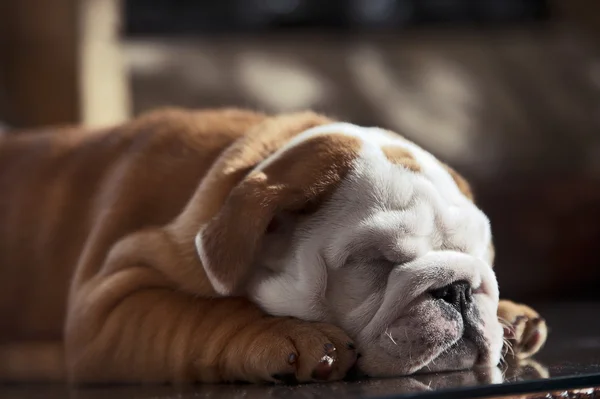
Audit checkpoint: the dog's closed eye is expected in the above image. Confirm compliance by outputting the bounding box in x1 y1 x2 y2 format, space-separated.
378 247 417 267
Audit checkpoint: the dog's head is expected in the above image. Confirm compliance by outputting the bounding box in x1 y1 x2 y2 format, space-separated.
194 112 502 377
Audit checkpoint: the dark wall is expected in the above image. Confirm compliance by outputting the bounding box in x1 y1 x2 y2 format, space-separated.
124 0 550 35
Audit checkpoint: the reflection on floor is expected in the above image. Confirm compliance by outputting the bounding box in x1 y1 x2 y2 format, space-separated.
2 302 600 399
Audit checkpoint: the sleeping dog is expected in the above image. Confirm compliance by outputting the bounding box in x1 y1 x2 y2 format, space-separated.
0 108 546 383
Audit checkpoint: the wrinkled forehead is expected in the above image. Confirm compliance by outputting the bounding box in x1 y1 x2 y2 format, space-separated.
299 123 491 260
251 121 493 262
256 121 474 201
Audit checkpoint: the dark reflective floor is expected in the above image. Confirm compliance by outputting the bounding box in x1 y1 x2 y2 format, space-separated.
1 302 599 399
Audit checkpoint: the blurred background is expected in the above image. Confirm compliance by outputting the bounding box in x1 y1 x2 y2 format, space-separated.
0 0 599 303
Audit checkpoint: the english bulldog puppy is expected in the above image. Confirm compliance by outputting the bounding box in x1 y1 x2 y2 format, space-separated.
0 108 546 384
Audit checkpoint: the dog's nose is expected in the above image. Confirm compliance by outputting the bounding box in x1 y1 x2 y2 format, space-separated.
430 280 473 317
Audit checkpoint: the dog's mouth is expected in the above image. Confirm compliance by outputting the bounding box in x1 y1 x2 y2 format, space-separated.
381 307 463 359
352 332 481 379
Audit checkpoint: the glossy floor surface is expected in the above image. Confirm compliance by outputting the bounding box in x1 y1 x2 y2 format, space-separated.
2 302 600 399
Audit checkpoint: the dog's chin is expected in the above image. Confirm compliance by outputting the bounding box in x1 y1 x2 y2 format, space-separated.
414 339 479 373
358 336 480 377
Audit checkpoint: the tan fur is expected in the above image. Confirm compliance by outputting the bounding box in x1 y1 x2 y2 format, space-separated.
0 108 543 383
381 146 421 173
489 242 496 265
443 164 474 201
0 108 362 383
382 128 472 199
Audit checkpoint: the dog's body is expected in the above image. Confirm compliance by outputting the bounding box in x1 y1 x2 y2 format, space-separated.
0 108 546 383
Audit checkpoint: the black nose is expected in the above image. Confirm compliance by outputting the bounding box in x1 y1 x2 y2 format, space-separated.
430 280 473 317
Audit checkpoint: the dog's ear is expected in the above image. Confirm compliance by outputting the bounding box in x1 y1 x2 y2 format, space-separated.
194 118 360 296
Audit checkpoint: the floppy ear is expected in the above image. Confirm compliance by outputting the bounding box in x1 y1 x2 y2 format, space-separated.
195 129 361 296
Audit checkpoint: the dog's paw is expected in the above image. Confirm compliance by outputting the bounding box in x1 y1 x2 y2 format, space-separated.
227 317 359 384
498 300 548 360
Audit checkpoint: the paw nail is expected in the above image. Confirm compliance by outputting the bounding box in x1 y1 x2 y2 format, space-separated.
272 373 298 385
347 342 356 350
288 353 297 364
324 343 335 353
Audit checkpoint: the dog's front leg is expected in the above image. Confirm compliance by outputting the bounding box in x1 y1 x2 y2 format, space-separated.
498 300 548 360
64 232 358 384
